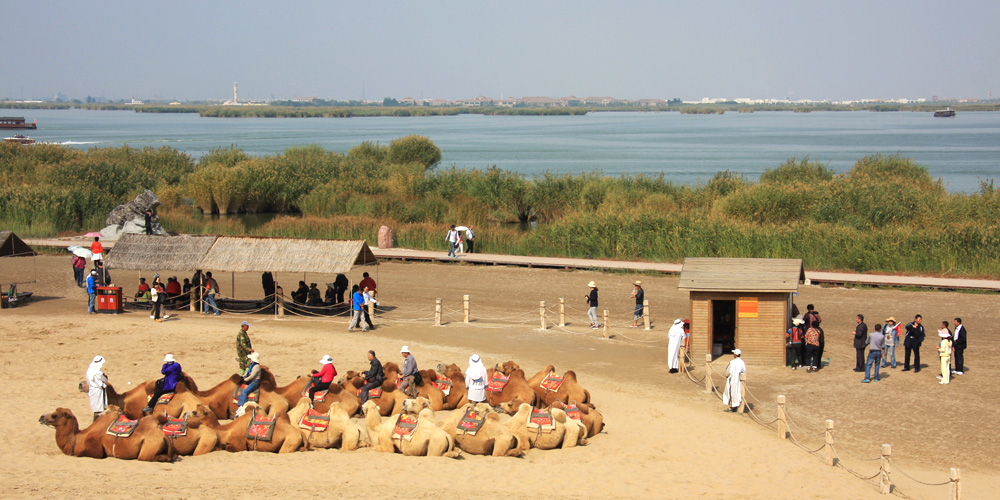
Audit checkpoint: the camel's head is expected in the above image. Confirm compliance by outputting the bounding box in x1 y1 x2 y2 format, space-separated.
497 401 517 415
499 361 520 375
382 361 400 374
293 397 312 411
39 407 75 428
361 400 379 414
188 404 218 425
438 363 463 377
77 381 88 393
402 397 432 414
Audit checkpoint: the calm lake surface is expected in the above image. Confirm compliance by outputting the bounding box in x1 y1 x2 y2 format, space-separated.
17 108 1000 192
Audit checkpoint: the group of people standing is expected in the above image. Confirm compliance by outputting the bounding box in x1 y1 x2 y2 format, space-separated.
445 225 475 258
849 314 967 384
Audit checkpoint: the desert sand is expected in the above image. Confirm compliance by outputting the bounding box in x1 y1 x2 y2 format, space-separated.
1 255 996 500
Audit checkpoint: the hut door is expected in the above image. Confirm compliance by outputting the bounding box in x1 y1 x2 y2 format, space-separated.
711 300 737 356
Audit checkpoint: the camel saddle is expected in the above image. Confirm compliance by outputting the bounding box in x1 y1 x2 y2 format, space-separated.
160 415 188 437
392 414 419 442
301 385 328 403
527 407 556 433
245 409 276 442
488 372 510 393
540 373 564 392
297 409 330 432
145 393 174 406
563 403 583 421
433 375 452 396
232 383 261 404
356 387 382 399
106 414 139 438
457 405 486 436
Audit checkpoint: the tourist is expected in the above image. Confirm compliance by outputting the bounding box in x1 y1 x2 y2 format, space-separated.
308 355 337 403
135 277 151 302
881 317 901 369
166 276 181 300
585 281 599 329
324 283 335 305
398 346 419 398
456 231 465 254
863 323 884 383
903 314 925 372
667 319 687 373
937 326 953 385
803 304 824 364
202 271 220 315
629 281 644 327
361 285 375 330
86 355 108 422
348 285 368 332
292 281 308 304
446 225 459 258
143 354 182 414
236 321 253 372
359 272 377 302
151 274 168 322
93 260 111 286
235 352 262 416
853 314 868 372
306 283 322 306
787 317 805 369
952 318 967 375
261 272 275 300
465 226 476 253
180 278 193 308
143 209 153 235
722 349 746 412
72 254 87 287
86 270 98 314
90 237 103 263
333 273 349 303
359 350 383 404
804 320 821 372
466 354 487 403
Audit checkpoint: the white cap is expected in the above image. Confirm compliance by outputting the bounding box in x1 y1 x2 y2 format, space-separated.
247 352 260 362
241 321 251 327
471 354 481 363
400 346 410 354
732 349 742 356
92 355 105 364
163 353 175 363
320 355 333 365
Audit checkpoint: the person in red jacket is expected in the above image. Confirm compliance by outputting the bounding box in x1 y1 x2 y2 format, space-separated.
308 355 338 403
90 237 104 263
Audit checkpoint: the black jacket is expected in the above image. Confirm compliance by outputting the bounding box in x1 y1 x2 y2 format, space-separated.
363 357 384 385
953 325 968 349
853 322 868 349
904 322 925 347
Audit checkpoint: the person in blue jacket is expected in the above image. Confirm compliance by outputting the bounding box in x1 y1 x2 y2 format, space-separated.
143 354 182 414
86 271 98 314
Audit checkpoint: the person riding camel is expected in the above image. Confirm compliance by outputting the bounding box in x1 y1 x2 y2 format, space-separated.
359 350 384 404
308 355 338 404
398 346 420 398
235 352 262 416
143 354 182 414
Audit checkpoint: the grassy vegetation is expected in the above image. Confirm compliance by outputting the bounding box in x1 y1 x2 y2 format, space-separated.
2 139 999 278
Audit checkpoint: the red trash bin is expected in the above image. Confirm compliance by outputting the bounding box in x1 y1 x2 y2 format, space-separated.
96 286 123 314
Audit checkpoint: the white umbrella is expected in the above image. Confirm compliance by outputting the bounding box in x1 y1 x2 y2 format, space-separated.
455 225 469 232
67 246 92 259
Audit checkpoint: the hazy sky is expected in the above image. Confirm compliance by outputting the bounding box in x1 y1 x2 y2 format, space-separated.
4 0 998 102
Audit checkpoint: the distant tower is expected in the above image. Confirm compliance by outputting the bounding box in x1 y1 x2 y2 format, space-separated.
233 82 238 104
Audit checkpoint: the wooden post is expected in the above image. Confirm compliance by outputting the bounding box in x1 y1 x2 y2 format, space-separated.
825 420 835 466
558 298 565 327
880 444 892 494
463 295 470 324
737 372 747 414
643 299 650 330
704 354 713 393
276 286 284 317
539 301 546 330
434 298 442 327
602 309 609 339
950 468 961 500
777 395 788 439
188 287 196 312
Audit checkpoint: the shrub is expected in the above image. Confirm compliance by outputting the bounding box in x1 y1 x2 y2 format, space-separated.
387 135 441 170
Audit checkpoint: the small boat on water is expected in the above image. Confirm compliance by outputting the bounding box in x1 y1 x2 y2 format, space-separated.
0 117 37 129
933 107 956 117
3 134 35 145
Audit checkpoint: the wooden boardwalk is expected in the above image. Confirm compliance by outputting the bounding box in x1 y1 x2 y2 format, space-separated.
25 238 1000 292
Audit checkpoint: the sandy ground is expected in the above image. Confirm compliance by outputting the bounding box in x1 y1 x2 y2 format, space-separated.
0 255 996 500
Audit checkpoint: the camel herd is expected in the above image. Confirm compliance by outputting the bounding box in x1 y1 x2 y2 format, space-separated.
41 360 604 461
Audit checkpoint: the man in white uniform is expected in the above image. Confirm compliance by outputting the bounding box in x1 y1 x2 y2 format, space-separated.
666 319 688 373
86 355 108 422
722 349 746 412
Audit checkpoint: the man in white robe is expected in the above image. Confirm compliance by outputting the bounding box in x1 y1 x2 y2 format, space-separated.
465 354 487 403
86 355 108 421
667 319 688 373
722 349 746 412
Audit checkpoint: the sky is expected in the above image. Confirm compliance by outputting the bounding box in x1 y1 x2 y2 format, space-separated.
3 0 998 102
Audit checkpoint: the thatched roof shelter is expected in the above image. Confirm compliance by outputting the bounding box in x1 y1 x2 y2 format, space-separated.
104 234 219 271
0 231 37 258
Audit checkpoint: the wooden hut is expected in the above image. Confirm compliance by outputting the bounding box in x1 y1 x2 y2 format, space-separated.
678 258 805 365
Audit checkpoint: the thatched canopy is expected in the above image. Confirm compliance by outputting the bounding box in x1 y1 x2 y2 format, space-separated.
0 231 37 258
104 234 219 271
199 237 377 274
678 258 805 293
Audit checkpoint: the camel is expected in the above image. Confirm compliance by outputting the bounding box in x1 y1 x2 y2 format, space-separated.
188 374 289 420
550 401 604 438
187 403 303 453
526 365 592 407
267 372 360 417
286 397 365 451
39 405 176 461
435 363 469 410
361 399 459 457
439 402 523 457
382 361 446 411
485 367 537 408
160 412 219 456
503 402 587 451
78 371 200 419
340 371 406 416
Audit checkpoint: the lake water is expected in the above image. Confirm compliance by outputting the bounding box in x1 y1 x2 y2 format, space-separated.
15 108 1000 193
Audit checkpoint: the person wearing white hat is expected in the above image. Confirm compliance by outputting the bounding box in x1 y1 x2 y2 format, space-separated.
86 270 98 314
398 346 420 398
143 354 182 414
629 281 644 327
236 321 253 372
722 349 746 412
585 281 599 329
667 319 688 373
308 355 338 403
86 355 108 421
465 354 487 403
235 351 263 414
937 322 953 385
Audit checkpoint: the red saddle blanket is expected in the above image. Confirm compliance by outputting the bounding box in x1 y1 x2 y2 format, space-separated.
145 393 174 406
160 416 188 437
245 410 276 442
297 409 330 432
433 376 452 396
563 403 583 421
488 372 509 393
106 414 139 437
457 406 487 436
301 385 328 403
393 414 418 441
356 387 382 399
540 373 564 392
232 383 260 404
527 407 556 432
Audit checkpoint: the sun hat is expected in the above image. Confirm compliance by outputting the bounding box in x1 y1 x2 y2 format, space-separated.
792 317 805 326
732 349 742 356
588 281 597 288
92 355 105 364
939 331 951 337
320 355 333 365
163 354 175 363
247 352 260 362
91 270 97 275
885 316 896 323
400 346 410 353
634 281 642 286
241 321 251 327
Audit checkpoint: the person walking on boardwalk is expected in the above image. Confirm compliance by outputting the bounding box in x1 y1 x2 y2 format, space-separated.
359 350 383 404
236 321 253 372
937 325 953 385
903 314 925 372
722 349 746 412
629 281 644 327
465 226 475 253
951 318 967 375
853 314 868 372
667 319 687 373
585 281 599 329
863 323 884 383
446 225 459 258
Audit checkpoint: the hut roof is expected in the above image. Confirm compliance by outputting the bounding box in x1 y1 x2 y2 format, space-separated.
104 234 219 271
678 258 805 293
0 231 38 257
198 237 376 274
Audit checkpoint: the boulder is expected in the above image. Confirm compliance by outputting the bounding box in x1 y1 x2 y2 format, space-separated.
106 190 161 227
378 225 394 249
